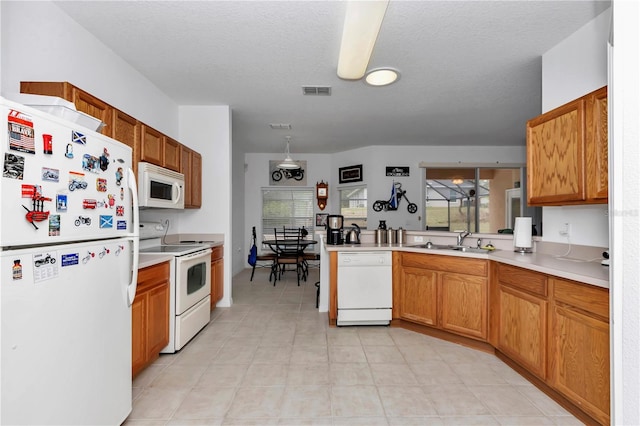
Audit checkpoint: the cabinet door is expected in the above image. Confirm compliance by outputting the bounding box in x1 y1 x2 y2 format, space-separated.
399 266 438 326
214 258 224 303
441 273 487 340
71 87 112 137
140 124 164 165
147 283 170 356
190 151 202 208
527 98 586 205
131 293 147 377
112 110 140 177
181 145 193 207
497 285 547 379
549 305 609 425
164 137 181 172
586 86 608 202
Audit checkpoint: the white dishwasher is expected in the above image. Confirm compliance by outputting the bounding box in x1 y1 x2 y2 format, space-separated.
337 251 393 326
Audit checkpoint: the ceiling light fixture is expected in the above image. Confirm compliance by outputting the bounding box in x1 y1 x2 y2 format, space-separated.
365 67 400 86
278 136 299 169
337 0 390 80
452 178 464 185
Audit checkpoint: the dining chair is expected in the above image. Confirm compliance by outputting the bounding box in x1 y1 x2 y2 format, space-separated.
249 226 277 282
273 227 305 286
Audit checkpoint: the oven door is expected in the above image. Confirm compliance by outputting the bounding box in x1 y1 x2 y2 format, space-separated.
175 248 212 315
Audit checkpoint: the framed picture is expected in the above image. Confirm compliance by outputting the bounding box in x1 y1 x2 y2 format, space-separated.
386 166 410 177
316 213 328 227
339 164 363 184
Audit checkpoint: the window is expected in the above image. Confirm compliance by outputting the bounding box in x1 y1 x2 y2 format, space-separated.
262 188 314 237
424 167 541 235
339 185 367 228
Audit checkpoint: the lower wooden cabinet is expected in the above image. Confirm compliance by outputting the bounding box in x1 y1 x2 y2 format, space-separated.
132 261 170 378
210 245 224 310
549 277 610 425
494 264 548 379
397 253 488 341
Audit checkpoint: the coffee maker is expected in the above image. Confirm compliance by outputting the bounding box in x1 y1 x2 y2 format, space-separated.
326 214 344 245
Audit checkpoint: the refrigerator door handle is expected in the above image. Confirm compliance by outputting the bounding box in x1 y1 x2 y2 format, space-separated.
127 167 139 306
127 236 139 306
128 167 140 238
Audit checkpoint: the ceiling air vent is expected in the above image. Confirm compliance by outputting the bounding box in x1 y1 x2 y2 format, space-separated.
302 86 332 96
269 123 292 130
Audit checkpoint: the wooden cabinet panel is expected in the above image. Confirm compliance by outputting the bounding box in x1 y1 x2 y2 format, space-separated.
527 98 585 205
441 273 487 339
132 261 170 378
498 285 547 379
527 86 608 206
586 86 608 202
180 145 193 207
496 263 547 297
112 109 139 177
210 246 224 310
147 284 170 355
140 124 164 165
191 151 202 208
181 147 202 209
131 294 147 375
550 305 609 425
164 137 181 171
398 266 438 326
71 87 112 136
402 252 487 277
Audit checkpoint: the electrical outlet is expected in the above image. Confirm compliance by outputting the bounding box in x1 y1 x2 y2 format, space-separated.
414 236 424 243
559 222 570 237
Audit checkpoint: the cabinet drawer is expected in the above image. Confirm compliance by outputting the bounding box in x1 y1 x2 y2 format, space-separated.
497 263 547 297
401 253 487 277
137 261 170 293
211 245 224 260
552 277 609 320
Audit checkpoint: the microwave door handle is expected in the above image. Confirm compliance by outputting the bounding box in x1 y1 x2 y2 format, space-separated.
173 181 182 205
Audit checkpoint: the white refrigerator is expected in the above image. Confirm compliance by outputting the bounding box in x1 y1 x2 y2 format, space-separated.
0 97 139 425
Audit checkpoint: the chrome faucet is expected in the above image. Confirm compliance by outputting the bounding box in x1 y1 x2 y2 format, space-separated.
456 230 471 246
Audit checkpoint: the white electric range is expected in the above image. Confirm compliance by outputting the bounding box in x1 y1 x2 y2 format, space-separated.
139 222 212 353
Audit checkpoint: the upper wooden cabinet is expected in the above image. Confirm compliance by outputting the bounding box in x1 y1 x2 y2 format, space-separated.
180 145 202 209
164 137 181 172
526 86 608 206
20 81 202 207
21 81 112 136
112 109 140 177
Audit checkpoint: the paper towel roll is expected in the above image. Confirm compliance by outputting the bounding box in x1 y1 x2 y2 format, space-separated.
513 217 533 252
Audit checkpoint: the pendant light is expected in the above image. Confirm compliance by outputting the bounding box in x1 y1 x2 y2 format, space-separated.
278 136 299 169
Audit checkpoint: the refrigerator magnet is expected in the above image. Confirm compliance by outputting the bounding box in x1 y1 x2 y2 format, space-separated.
56 194 67 212
3 153 25 180
96 178 107 192
72 130 86 145
42 167 59 182
48 215 60 236
42 134 53 155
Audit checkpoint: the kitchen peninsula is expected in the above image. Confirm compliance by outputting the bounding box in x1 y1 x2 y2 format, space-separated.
323 232 610 425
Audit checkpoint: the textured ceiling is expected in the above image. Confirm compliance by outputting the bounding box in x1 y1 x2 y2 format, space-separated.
54 0 610 155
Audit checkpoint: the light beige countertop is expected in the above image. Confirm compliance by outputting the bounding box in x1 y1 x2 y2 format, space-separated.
138 254 174 269
324 242 610 289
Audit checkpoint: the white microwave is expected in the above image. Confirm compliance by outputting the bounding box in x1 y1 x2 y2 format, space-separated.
138 162 185 209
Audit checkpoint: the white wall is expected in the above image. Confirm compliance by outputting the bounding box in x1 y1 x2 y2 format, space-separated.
0 1 178 138
611 1 640 423
243 145 526 260
541 8 611 247
0 1 235 303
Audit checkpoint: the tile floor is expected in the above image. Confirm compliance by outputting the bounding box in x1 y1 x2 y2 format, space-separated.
124 266 584 426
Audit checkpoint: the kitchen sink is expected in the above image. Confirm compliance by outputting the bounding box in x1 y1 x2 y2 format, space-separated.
409 243 453 250
450 246 492 254
409 243 491 254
